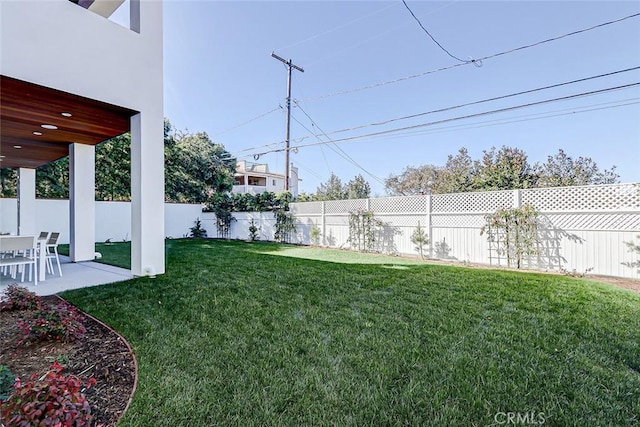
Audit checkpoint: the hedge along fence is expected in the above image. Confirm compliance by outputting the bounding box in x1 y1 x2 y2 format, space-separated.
286 183 640 279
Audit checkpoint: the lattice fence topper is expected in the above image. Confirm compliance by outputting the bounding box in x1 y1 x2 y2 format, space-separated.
370 196 428 213
290 201 323 215
521 183 640 211
324 198 368 214
290 183 639 219
432 190 514 213
542 213 640 231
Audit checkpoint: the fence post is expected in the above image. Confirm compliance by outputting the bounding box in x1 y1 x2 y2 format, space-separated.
321 201 326 246
427 194 433 258
366 197 371 211
513 189 522 208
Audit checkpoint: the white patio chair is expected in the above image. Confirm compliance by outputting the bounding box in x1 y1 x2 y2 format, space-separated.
0 236 38 285
45 232 62 277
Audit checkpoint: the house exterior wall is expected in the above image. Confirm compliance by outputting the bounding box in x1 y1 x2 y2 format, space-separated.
1 0 162 113
1 0 165 276
233 162 298 197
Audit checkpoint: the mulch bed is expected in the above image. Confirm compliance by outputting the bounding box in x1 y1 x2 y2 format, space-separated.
0 295 137 427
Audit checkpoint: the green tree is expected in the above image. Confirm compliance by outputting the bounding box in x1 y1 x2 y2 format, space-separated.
344 174 371 199
95 133 130 201
315 173 345 201
537 149 619 187
410 221 430 260
436 148 476 193
165 126 235 203
385 165 439 196
294 192 316 202
473 146 538 191
36 158 69 199
0 168 17 198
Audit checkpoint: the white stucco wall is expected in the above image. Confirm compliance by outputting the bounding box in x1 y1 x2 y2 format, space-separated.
1 0 165 275
0 199 199 245
0 0 162 112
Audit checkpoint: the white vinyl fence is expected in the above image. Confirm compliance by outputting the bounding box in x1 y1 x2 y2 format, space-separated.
1 183 639 278
285 183 640 279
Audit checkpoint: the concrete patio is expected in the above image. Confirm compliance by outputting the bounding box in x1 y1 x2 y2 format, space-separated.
0 255 133 296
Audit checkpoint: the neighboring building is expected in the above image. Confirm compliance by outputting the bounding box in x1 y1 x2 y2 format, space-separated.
0 0 165 276
233 161 299 197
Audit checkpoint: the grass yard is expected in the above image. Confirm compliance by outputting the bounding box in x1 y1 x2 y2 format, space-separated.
58 242 132 270
61 239 640 426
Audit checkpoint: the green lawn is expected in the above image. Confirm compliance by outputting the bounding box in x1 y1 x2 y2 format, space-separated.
61 239 640 426
58 242 132 270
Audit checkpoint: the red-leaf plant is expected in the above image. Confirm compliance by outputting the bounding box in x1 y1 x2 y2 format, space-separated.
17 302 87 345
0 361 97 426
0 284 41 311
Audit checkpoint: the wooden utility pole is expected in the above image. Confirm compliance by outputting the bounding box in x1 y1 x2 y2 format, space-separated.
271 52 304 191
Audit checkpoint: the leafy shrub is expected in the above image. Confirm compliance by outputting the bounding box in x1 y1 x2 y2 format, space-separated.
348 209 379 252
0 361 96 426
189 217 207 238
18 301 86 345
0 365 14 401
410 222 430 260
481 205 539 269
248 219 259 241
310 225 321 246
0 284 41 311
274 209 296 243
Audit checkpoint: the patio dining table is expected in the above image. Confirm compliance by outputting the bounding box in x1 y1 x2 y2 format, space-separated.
0 234 49 283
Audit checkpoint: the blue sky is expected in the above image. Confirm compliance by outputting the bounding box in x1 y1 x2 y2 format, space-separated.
155 1 639 195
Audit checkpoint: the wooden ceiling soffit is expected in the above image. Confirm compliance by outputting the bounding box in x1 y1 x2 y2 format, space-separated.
0 75 137 169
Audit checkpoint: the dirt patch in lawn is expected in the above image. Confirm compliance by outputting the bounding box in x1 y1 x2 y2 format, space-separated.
416 257 640 294
587 274 640 293
0 295 137 427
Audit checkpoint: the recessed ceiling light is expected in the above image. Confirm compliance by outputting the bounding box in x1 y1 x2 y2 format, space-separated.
13 145 22 149
41 124 58 130
0 155 5 158
33 131 43 136
61 112 72 117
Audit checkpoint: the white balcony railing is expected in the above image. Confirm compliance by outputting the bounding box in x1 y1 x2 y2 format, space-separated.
232 185 268 195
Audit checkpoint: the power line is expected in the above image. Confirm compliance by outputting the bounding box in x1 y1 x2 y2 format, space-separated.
300 11 640 102
290 109 385 185
293 101 386 185
236 98 638 161
240 67 639 152
291 158 325 180
365 98 640 140
300 66 640 140
275 2 398 52
401 0 476 65
305 0 462 67
242 83 639 156
212 107 280 137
